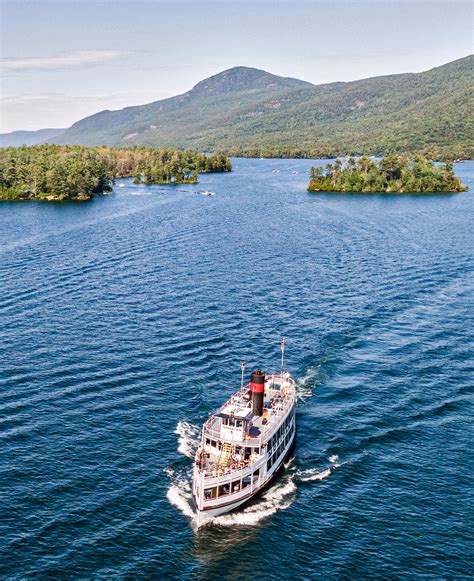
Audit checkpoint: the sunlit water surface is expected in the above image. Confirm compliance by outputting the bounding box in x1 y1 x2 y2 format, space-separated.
1 159 473 578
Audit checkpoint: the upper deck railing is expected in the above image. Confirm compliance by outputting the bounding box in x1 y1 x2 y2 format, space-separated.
202 373 296 447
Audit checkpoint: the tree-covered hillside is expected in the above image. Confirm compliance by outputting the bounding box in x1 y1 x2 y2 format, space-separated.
52 56 474 158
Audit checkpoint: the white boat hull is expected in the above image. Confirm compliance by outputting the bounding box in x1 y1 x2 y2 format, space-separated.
195 429 295 524
197 494 252 521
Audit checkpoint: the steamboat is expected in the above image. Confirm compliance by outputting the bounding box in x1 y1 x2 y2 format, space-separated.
192 339 296 524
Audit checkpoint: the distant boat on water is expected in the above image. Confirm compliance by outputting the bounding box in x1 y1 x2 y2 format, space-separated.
200 190 215 196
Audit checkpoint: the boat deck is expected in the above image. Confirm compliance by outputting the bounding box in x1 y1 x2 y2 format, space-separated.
204 382 292 443
197 373 295 477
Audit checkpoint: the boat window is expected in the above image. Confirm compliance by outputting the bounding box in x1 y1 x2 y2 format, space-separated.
242 476 251 488
232 480 241 493
218 484 230 496
204 487 217 500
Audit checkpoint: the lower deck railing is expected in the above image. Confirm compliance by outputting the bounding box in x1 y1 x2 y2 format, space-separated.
195 427 296 510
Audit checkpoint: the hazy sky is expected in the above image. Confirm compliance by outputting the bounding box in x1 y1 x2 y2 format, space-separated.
0 0 472 133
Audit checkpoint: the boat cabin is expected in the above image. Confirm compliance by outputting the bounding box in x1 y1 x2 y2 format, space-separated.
218 405 253 440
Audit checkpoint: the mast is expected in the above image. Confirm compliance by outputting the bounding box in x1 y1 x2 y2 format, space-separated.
240 361 247 391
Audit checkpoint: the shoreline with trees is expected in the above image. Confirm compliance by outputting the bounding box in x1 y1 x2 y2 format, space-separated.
223 146 472 162
0 146 232 202
308 155 468 194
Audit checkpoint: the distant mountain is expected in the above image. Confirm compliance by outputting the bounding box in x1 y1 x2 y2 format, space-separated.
0 128 67 147
51 56 473 157
53 66 314 148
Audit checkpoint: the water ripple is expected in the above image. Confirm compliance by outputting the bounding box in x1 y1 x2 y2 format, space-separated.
0 160 472 579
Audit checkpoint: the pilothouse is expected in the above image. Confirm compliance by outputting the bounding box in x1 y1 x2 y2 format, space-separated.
193 339 296 524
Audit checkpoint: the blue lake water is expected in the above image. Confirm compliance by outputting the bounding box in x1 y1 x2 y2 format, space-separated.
0 158 473 578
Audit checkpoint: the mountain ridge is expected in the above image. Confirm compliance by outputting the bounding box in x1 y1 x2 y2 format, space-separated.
3 57 473 157
0 127 67 148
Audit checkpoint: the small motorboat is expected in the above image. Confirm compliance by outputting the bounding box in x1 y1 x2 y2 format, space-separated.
200 190 215 196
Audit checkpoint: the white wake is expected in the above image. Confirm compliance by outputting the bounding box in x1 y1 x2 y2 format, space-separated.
297 365 321 401
299 467 332 482
298 453 342 482
207 476 297 528
174 420 200 458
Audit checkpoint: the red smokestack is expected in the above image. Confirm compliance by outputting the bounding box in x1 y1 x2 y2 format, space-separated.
250 370 265 416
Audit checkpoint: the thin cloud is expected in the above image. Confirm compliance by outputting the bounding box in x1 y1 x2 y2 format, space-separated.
1 50 131 72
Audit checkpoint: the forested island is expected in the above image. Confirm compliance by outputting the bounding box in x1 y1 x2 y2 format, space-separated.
308 156 467 194
0 145 232 201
